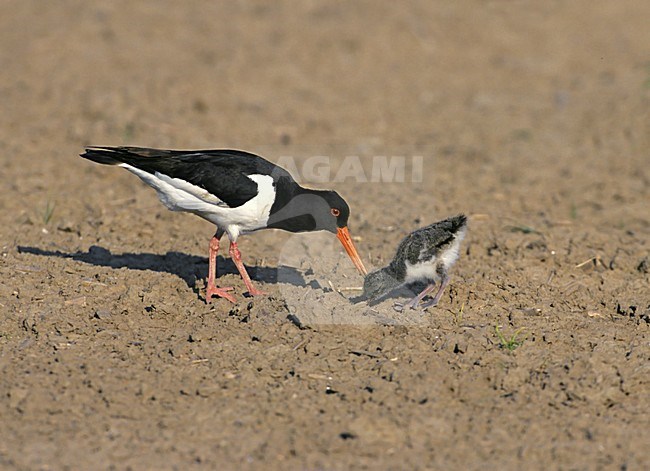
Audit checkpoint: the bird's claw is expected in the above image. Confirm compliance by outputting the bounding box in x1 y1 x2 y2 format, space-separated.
206 285 237 304
394 298 432 312
420 299 438 310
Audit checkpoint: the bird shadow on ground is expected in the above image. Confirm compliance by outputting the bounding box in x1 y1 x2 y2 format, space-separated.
349 283 428 306
17 245 306 289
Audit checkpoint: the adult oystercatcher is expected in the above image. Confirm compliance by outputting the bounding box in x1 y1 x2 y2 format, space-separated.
363 214 467 310
80 146 367 303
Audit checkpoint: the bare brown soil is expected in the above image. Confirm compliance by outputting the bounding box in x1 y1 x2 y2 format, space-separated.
1 1 649 469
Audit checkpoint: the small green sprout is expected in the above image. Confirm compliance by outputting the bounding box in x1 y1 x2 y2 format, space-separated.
43 201 56 225
495 325 525 351
508 225 540 235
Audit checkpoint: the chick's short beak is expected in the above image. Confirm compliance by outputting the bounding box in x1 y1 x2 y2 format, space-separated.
337 227 367 276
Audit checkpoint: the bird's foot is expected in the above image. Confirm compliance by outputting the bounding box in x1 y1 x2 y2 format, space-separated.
393 298 425 312
246 286 267 297
420 299 438 310
407 300 420 310
206 284 237 304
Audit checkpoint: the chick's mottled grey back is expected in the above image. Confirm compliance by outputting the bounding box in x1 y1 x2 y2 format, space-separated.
392 215 467 267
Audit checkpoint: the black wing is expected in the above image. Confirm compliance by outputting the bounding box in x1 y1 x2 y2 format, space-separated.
393 231 442 267
392 215 467 267
81 146 294 208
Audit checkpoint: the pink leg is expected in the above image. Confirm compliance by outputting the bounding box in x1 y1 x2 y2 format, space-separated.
206 233 237 304
394 283 436 311
229 241 266 296
407 283 437 309
421 275 450 309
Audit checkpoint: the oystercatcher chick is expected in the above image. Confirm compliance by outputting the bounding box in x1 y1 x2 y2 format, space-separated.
80 146 367 303
363 215 467 310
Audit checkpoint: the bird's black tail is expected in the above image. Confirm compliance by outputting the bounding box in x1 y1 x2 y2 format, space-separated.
451 214 468 230
79 146 123 165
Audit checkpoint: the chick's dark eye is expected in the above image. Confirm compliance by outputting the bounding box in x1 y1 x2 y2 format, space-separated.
331 208 340 217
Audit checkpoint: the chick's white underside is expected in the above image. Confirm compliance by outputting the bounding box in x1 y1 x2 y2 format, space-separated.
404 226 466 283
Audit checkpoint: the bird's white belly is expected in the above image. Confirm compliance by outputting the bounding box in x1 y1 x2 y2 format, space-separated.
405 258 439 283
404 229 466 283
438 235 463 270
121 165 275 239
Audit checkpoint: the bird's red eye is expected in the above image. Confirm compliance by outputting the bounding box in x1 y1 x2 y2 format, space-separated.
331 208 340 217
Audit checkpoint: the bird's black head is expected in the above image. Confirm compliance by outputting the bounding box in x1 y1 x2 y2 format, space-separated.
318 190 350 233
267 187 366 275
268 189 350 234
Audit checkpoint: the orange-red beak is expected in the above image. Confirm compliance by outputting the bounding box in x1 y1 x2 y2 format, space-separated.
337 227 367 276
